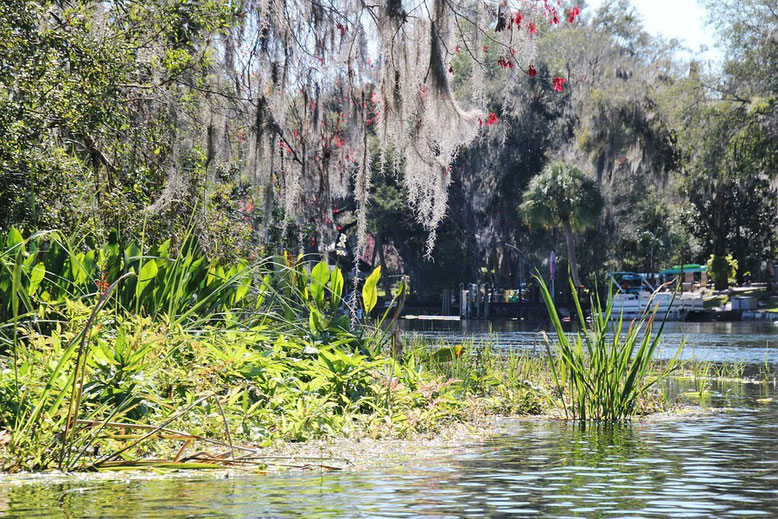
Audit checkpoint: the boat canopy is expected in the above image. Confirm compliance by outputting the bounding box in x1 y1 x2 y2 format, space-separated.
608 272 655 293
660 264 708 275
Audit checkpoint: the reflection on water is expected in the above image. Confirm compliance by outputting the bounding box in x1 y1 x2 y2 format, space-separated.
400 319 778 364
2 382 777 518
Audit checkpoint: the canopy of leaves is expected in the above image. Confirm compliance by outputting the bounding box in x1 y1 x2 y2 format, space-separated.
520 162 603 232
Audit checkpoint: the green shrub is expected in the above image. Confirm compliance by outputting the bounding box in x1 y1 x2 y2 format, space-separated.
707 254 738 290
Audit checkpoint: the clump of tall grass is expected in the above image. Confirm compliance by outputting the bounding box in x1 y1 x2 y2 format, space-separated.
537 275 683 421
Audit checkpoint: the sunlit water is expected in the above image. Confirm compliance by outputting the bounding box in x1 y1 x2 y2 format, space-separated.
2 323 777 518
401 320 778 364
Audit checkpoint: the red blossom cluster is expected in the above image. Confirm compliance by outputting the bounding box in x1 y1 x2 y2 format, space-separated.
478 112 499 127
552 76 566 92
497 57 514 69
498 3 580 33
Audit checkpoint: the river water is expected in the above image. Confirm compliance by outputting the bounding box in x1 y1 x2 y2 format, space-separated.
402 319 778 364
1 322 777 518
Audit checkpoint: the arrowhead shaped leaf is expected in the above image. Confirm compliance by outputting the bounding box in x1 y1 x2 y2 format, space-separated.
362 266 381 315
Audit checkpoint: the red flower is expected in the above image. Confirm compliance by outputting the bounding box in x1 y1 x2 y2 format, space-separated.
514 12 523 28
568 6 580 23
528 22 536 35
483 45 488 52
527 65 538 77
552 76 566 92
551 12 559 24
487 112 499 126
96 270 109 295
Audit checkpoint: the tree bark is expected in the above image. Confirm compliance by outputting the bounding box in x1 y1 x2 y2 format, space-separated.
563 219 581 288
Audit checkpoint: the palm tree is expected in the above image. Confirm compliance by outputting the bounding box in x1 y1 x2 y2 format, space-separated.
520 162 603 288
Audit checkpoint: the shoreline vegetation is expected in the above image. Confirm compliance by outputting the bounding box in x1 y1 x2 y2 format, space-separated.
0 229 774 474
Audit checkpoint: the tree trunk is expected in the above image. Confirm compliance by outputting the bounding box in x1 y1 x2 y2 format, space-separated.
376 235 392 296
711 186 730 290
563 219 581 288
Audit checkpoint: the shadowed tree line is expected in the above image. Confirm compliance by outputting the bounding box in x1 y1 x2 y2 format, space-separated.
1 0 776 295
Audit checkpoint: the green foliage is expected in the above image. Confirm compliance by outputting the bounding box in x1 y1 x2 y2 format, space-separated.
707 254 738 290
362 266 381 315
610 184 690 273
0 0 247 255
537 274 682 421
521 162 603 287
0 228 256 333
520 163 603 233
0 300 543 470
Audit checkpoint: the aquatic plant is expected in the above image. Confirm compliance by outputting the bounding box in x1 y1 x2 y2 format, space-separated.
537 275 683 421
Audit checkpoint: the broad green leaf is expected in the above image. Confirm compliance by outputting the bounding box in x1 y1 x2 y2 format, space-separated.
157 239 171 257
309 261 330 306
255 274 270 309
6 227 23 249
362 266 381 315
28 262 46 296
71 252 85 281
330 268 344 311
78 249 95 285
138 259 159 295
308 308 325 335
234 278 250 304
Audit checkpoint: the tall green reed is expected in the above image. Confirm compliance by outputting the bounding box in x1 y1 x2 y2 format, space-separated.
537 275 683 421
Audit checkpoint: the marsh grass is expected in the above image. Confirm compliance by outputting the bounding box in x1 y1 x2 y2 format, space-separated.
537 275 683 421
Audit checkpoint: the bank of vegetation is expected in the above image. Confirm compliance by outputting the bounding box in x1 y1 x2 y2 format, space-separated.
12 228 776 474
0 228 693 472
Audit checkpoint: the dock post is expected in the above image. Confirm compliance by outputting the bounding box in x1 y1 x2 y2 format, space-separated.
484 284 490 320
442 289 451 315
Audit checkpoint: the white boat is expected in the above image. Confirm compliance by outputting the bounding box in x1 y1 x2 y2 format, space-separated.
607 272 704 321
